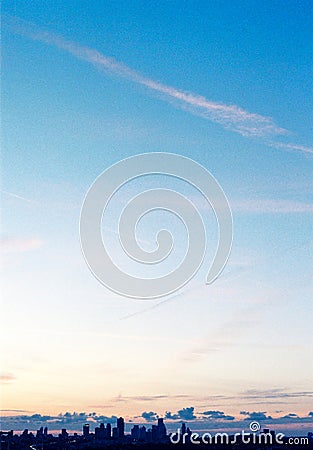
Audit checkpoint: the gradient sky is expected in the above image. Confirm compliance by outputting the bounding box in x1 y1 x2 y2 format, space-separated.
1 0 313 432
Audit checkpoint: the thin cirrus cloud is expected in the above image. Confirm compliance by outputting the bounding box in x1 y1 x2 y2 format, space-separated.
180 307 261 362
241 389 313 401
0 237 43 254
268 141 313 155
0 372 16 383
5 16 312 155
232 198 313 214
152 193 313 215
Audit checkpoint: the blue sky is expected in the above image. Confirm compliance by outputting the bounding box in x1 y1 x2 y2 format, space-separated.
1 0 312 433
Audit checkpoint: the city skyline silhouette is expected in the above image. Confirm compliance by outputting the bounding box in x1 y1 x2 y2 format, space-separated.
1 1 312 447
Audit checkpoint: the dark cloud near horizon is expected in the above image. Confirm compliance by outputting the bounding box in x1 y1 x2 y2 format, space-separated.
177 407 196 421
164 408 196 421
1 409 313 432
141 411 158 422
240 411 273 421
164 411 180 420
282 413 299 419
239 411 313 425
135 408 196 422
201 410 235 421
0 412 117 431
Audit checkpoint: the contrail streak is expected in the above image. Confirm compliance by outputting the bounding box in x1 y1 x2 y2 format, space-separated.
1 190 37 204
5 16 313 154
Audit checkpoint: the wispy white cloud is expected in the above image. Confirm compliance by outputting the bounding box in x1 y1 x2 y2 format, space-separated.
6 16 312 154
178 192 313 214
107 186 313 218
180 306 261 361
0 237 43 254
232 199 313 214
269 141 313 155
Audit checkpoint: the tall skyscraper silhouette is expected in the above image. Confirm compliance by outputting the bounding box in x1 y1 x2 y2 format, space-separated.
157 417 167 440
82 424 89 437
117 417 125 438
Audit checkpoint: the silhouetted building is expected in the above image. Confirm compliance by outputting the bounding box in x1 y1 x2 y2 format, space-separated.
157 418 167 441
2 419 311 450
117 417 125 439
175 423 191 444
146 428 152 443
99 422 105 439
36 427 43 438
82 423 89 437
60 428 68 439
131 424 140 441
139 425 147 442
152 424 158 442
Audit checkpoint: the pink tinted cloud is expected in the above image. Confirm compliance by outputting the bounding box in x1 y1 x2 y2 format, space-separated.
1 237 43 254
